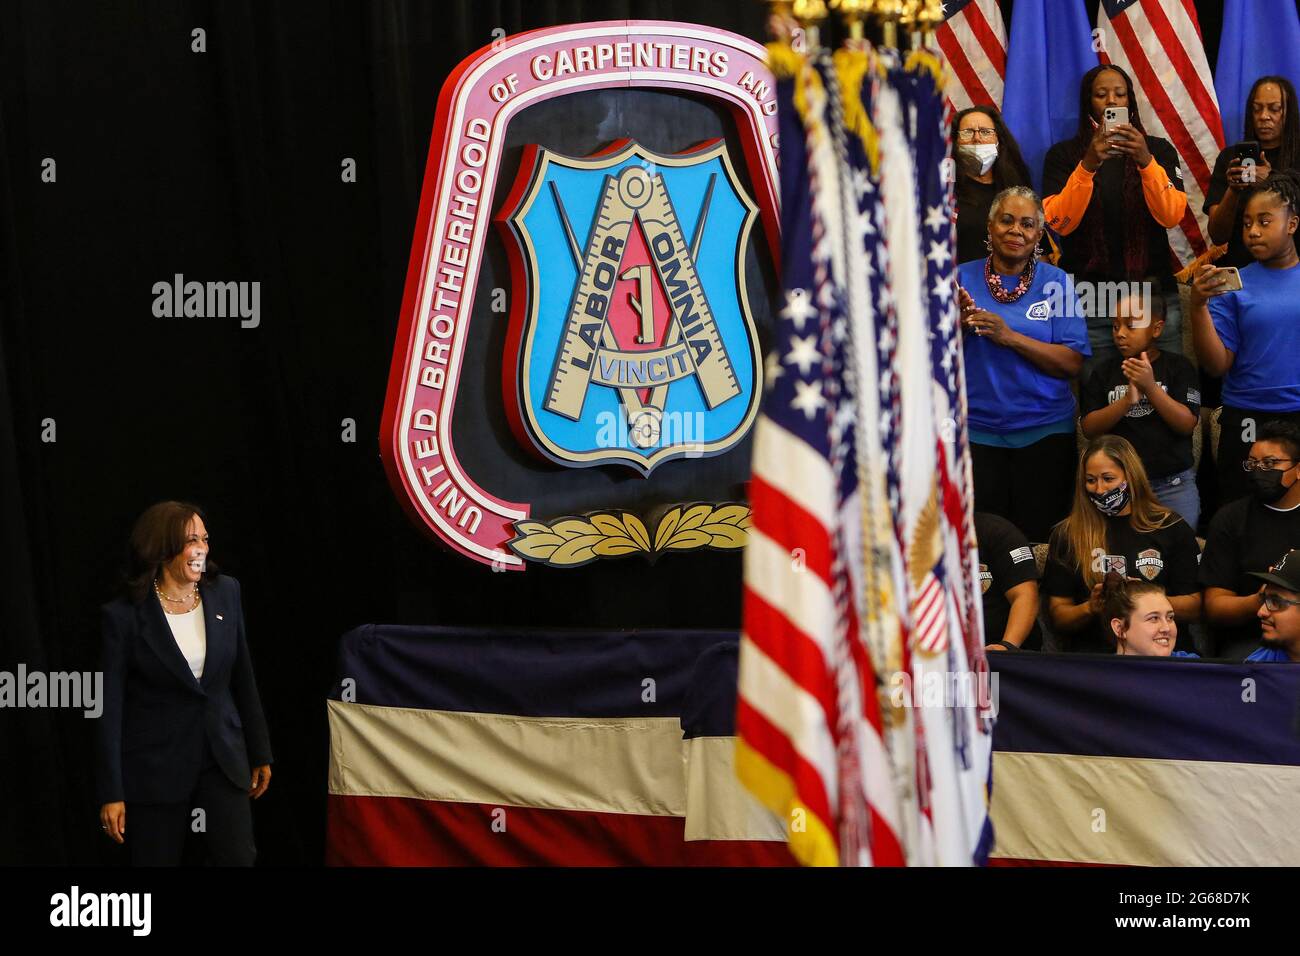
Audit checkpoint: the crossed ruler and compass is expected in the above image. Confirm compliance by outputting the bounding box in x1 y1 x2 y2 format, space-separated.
545 164 741 448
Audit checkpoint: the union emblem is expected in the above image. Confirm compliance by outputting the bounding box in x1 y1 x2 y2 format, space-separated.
497 139 762 473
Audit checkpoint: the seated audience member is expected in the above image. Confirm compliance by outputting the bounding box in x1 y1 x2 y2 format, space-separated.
1199 422 1300 659
975 511 1042 651
1081 287 1201 528
1205 76 1300 268
952 106 1035 265
1101 575 1197 658
1044 435 1201 653
1191 171 1300 502
1243 549 1300 662
1042 64 1187 374
957 186 1090 543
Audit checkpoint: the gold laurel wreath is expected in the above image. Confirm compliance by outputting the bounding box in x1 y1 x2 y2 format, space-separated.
507 503 752 568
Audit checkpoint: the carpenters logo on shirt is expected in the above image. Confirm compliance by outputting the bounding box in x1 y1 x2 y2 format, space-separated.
1109 382 1168 418
1136 548 1164 581
979 563 992 594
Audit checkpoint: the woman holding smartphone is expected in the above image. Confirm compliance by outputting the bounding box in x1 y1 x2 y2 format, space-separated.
1205 77 1299 268
1191 172 1300 503
1041 64 1187 376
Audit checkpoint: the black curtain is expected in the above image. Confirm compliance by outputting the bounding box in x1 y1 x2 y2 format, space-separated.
0 0 1230 866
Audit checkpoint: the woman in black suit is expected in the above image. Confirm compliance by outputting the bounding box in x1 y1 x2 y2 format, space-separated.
97 500 272 865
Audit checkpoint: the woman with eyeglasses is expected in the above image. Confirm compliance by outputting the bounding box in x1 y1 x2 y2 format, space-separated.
951 107 1035 265
1191 171 1300 502
1199 421 1300 659
1042 435 1201 653
1042 64 1188 376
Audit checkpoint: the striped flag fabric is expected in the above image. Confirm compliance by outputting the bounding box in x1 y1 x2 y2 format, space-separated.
1097 0 1225 264
693 643 1300 866
989 652 1300 866
737 38 992 867
736 43 905 867
325 624 796 866
934 0 1008 110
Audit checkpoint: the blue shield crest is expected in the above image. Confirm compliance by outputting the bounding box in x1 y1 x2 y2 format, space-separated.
498 139 763 474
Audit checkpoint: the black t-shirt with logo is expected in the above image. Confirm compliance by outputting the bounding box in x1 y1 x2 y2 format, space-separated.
1080 351 1201 480
1043 512 1201 653
975 512 1042 650
1198 497 1300 659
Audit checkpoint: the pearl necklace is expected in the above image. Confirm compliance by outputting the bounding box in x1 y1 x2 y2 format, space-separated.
984 254 1036 303
155 578 200 613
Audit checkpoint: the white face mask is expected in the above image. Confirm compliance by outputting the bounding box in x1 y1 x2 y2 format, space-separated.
959 143 998 176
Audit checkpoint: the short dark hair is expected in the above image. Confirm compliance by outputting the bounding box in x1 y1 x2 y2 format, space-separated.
123 500 220 603
1256 420 1300 463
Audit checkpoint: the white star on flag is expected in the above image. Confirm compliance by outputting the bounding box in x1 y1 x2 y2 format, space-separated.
926 240 952 267
790 379 826 420
932 272 953 305
780 288 818 330
785 334 820 376
924 204 948 233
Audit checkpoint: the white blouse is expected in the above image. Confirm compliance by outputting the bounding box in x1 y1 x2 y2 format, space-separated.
164 603 208 680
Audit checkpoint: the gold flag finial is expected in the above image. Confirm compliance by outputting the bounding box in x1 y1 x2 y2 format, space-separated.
829 0 872 42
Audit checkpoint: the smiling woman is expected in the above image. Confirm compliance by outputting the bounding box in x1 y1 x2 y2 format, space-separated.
955 186 1091 543
97 500 273 866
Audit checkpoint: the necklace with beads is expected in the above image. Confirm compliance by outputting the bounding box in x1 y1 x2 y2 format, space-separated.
984 254 1036 303
155 578 200 613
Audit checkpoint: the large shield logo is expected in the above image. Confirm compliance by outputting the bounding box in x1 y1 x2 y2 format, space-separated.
498 139 762 474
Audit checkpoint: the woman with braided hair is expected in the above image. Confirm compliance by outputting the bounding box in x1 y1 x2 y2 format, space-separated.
1191 170 1300 503
1042 64 1188 376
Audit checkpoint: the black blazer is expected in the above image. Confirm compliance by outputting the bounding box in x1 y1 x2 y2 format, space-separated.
96 574 272 805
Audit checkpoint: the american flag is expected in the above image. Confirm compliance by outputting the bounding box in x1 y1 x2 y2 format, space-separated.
737 45 903 867
935 0 1008 110
738 39 992 867
1097 0 1225 264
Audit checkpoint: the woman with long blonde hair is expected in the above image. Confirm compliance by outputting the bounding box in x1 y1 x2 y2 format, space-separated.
1042 435 1201 652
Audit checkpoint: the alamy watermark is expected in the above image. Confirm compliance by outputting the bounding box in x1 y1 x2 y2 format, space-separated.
1040 278 1155 325
152 273 261 328
888 667 999 719
0 665 102 718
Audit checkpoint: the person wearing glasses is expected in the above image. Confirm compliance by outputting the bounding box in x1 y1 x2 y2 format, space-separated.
951 106 1035 265
1199 421 1300 659
1243 549 1300 662
1191 171 1300 503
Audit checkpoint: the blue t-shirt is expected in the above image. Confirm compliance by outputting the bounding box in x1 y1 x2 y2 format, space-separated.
1244 645 1293 662
957 260 1091 434
1208 260 1300 411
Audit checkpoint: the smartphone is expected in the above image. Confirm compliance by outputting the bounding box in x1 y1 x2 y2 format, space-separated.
1102 106 1129 134
1233 140 1261 164
1218 266 1243 292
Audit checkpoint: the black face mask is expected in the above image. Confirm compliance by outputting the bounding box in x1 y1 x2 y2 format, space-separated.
1088 482 1130 516
1251 468 1292 504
